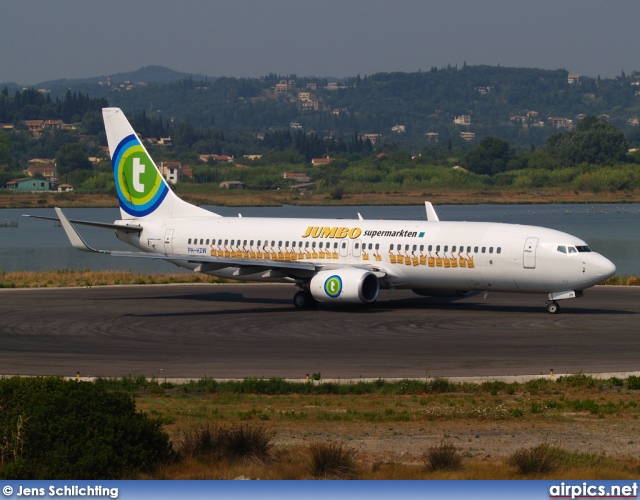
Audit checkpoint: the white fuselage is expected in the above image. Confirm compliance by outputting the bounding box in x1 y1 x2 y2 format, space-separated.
115 215 616 295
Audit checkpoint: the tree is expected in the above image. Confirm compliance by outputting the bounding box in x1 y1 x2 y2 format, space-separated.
0 131 11 166
544 117 629 166
464 136 511 175
55 143 92 176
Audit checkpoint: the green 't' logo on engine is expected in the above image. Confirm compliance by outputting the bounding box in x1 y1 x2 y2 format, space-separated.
324 275 342 298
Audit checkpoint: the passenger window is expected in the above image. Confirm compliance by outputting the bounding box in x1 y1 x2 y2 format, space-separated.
428 245 433 252
489 247 493 254
224 239 228 245
319 242 323 248
375 244 379 250
482 247 486 253
497 247 501 254
271 241 275 247
444 245 448 252
413 245 417 251
467 246 471 253
206 239 209 245
474 246 478 253
420 245 424 251
334 242 338 249
390 244 394 250
292 241 296 248
188 238 192 244
285 241 289 247
312 242 316 248
355 243 359 249
452 246 456 252
199 239 203 245
436 245 440 252
305 242 310 248
342 242 346 248
405 245 409 251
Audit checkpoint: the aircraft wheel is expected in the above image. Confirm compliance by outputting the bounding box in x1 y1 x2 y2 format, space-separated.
547 301 560 314
294 291 317 309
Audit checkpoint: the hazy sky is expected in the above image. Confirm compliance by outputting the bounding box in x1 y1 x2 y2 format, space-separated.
2 0 639 85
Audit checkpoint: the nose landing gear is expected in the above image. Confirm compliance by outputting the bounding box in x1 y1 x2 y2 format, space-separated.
546 301 560 314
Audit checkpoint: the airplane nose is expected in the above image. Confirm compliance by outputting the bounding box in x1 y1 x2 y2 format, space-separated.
593 254 616 281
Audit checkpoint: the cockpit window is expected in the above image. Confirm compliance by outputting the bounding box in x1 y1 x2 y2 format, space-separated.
576 246 592 252
557 246 566 254
568 246 577 254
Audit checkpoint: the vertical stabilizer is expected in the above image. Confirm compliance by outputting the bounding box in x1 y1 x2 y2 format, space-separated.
103 107 218 220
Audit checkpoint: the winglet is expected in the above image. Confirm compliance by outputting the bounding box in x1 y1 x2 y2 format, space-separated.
55 208 110 254
425 202 440 222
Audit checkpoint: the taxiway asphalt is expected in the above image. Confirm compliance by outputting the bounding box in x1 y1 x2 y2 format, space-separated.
1 284 638 379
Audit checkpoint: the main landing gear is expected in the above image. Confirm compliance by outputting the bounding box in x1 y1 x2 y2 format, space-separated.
293 290 318 310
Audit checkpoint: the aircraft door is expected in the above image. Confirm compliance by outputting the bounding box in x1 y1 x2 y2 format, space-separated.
339 241 349 257
352 239 362 257
523 237 538 269
164 229 174 254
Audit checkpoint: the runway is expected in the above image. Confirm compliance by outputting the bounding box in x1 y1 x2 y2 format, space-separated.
1 284 638 379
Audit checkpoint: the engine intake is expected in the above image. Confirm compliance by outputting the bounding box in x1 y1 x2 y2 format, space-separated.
310 269 380 304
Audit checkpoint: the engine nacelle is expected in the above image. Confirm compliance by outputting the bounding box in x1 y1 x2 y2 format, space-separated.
310 269 380 304
412 288 476 298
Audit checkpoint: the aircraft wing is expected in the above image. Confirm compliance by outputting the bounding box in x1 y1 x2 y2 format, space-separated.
52 207 389 277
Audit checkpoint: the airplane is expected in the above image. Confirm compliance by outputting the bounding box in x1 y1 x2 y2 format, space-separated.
30 107 617 314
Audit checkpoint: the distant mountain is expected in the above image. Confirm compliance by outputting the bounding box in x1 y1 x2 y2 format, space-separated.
31 65 208 92
0 66 212 97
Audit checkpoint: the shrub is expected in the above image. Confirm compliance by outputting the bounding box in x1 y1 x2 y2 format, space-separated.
329 186 344 200
177 423 272 462
217 424 273 462
509 443 560 475
176 423 218 459
0 377 172 479
422 442 463 471
627 376 640 390
307 442 358 479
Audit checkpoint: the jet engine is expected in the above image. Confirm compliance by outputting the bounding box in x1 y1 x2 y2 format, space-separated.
310 269 380 304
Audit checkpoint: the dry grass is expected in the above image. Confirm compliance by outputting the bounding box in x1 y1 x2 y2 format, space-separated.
0 270 228 288
604 275 640 286
2 270 638 289
3 188 640 209
130 377 640 479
